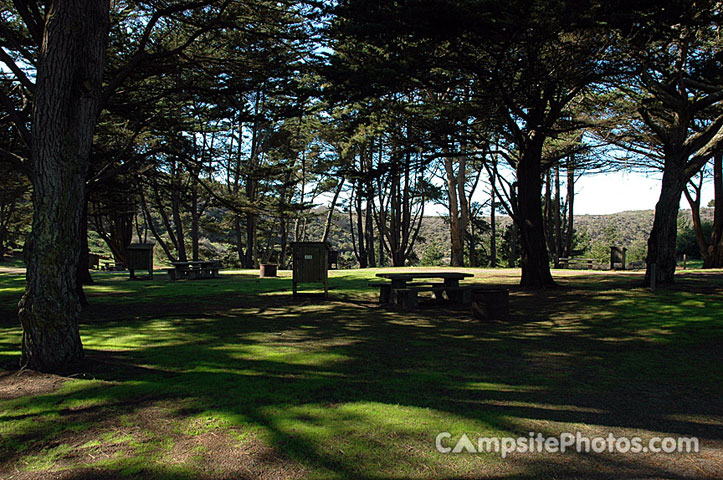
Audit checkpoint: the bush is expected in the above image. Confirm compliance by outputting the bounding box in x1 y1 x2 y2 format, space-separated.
419 241 445 266
588 242 610 263
677 222 713 260
626 239 647 264
337 251 358 269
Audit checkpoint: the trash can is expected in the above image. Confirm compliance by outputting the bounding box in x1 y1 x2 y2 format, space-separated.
260 263 278 277
126 243 154 279
610 246 627 270
290 242 329 298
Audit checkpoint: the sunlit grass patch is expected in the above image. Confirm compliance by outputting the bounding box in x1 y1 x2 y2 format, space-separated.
0 268 722 478
21 443 74 471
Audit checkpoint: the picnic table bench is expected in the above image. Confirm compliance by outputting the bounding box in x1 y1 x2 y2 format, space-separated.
368 280 444 303
394 284 478 310
372 272 475 310
166 260 221 280
100 261 126 271
370 271 511 319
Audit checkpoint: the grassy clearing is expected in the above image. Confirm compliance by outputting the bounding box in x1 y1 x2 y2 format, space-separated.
0 267 722 479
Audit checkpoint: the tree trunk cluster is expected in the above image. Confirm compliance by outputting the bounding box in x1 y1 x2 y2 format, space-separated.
684 153 723 268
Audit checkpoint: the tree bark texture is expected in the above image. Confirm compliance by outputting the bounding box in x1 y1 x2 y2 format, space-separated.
706 153 723 267
553 165 562 267
683 174 711 266
686 153 723 268
18 0 109 372
646 162 686 284
322 178 344 243
515 141 556 288
564 158 575 258
444 153 463 267
489 172 497 268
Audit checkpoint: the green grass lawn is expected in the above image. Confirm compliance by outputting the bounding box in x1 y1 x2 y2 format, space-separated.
1 267 722 479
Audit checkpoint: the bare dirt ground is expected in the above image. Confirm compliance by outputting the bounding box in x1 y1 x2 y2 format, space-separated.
0 370 68 400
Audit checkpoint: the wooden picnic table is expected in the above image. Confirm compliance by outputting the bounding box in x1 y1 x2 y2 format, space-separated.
167 260 221 280
373 271 475 309
558 257 598 270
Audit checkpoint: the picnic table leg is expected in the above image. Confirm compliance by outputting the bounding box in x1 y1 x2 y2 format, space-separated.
407 290 418 311
390 279 406 305
379 285 391 303
398 290 418 311
461 288 472 304
444 279 460 301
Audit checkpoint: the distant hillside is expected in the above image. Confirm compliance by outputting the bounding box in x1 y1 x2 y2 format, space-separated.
575 208 711 245
317 207 713 266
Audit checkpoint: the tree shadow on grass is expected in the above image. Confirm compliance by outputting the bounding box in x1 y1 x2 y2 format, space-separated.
1 271 722 478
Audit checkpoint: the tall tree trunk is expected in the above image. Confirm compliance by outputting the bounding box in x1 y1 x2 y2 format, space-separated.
389 158 402 266
489 176 497 268
76 198 91 307
508 222 518 268
141 193 176 263
515 143 556 288
18 0 109 372
0 228 6 261
245 213 258 268
278 169 293 268
234 215 245 266
261 222 278 264
468 219 476 267
0 188 18 262
322 178 344 243
355 179 368 268
457 155 469 266
279 217 289 268
553 165 562 268
683 174 711 266
366 205 376 268
646 162 686 284
707 152 723 267
171 189 187 262
78 198 93 285
444 154 464 267
364 171 376 268
191 178 200 261
544 170 555 257
564 158 575 258
378 231 385 267
91 203 133 266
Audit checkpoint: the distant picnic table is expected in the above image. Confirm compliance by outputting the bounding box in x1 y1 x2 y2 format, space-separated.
370 271 475 310
167 260 221 280
558 257 599 270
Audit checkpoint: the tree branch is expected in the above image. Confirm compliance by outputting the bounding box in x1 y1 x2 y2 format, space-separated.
11 0 43 46
101 1 230 109
0 88 31 147
0 48 35 91
0 146 30 175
